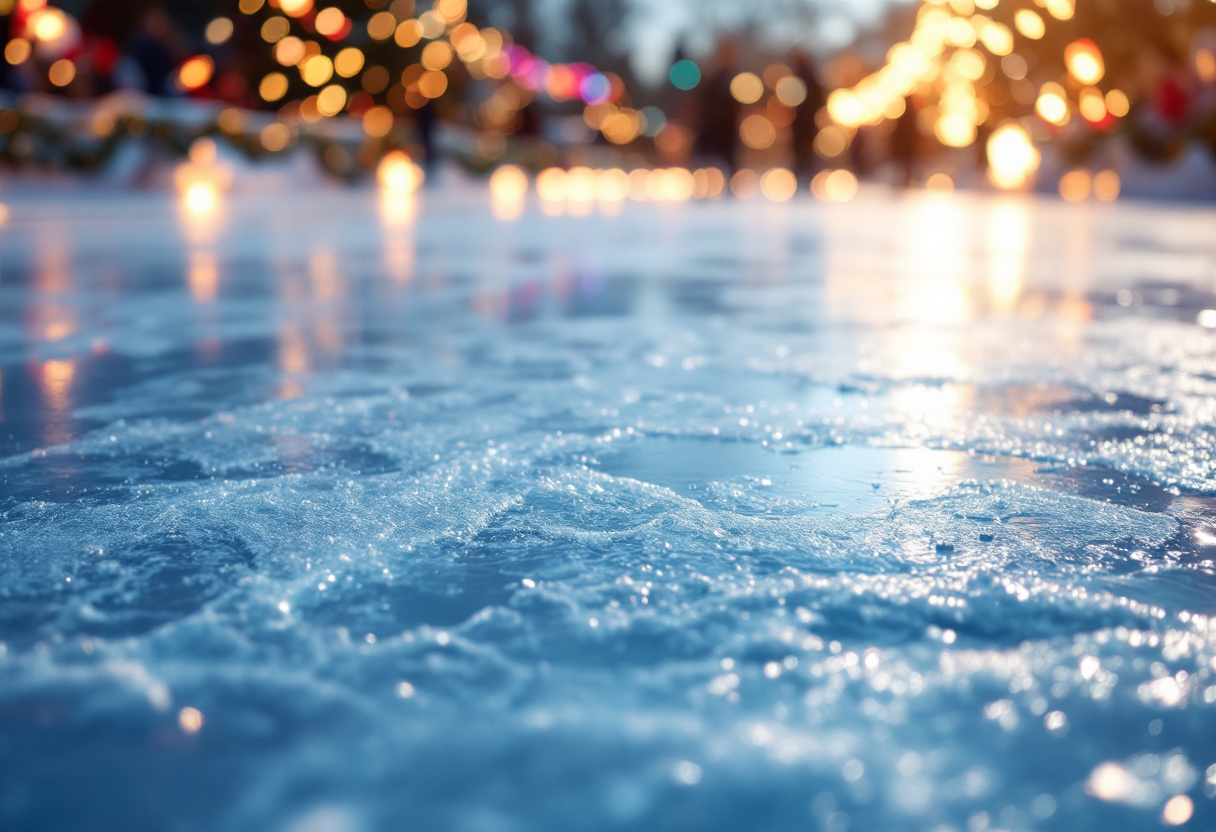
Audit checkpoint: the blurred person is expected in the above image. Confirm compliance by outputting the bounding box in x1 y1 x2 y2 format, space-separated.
891 94 920 187
415 99 438 177
128 5 180 96
78 0 135 96
790 48 825 181
695 39 742 175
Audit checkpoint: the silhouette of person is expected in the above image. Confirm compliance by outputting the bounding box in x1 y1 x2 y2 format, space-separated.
891 94 920 188
695 39 742 175
128 6 178 96
790 48 825 181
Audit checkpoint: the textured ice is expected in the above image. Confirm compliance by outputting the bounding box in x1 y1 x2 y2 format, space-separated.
1 187 1216 831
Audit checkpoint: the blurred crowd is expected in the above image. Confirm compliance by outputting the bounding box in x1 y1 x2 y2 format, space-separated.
2 0 1216 194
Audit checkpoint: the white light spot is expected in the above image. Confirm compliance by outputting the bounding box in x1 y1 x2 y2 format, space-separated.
1162 794 1193 826
178 706 204 733
841 759 865 782
673 760 702 785
1086 762 1138 802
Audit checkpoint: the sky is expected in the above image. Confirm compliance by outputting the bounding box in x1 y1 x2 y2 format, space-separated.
626 0 903 84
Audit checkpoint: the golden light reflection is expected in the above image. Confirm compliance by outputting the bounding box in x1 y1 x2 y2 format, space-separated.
278 327 309 399
378 188 416 283
985 200 1029 314
175 139 232 243
377 150 424 194
489 164 528 221
986 122 1040 190
40 358 75 413
187 250 219 303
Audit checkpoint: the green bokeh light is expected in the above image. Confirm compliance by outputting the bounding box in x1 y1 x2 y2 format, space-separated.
670 60 701 91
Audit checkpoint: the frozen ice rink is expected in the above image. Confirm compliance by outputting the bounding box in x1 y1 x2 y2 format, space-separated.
2 183 1215 831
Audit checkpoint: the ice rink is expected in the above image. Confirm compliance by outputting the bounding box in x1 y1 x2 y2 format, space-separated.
2 182 1215 831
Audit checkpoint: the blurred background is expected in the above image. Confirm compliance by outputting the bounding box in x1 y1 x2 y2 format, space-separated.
1 0 1215 203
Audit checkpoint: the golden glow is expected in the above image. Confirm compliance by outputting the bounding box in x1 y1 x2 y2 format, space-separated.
334 47 364 78
815 125 850 158
566 166 597 202
1058 169 1091 202
175 139 231 231
986 122 1040 189
261 16 290 43
362 106 394 137
239 0 266 13
759 168 798 202
178 55 214 91
275 36 305 66
29 7 68 42
260 72 289 102
418 10 445 39
4 38 31 65
396 19 423 47
826 89 863 128
730 72 764 105
1044 0 1075 20
188 250 220 303
1014 9 1045 39
596 168 630 203
729 169 759 199
436 0 467 24
692 167 726 199
645 168 695 202
417 70 448 99
1093 169 1120 202
978 21 1013 56
1036 83 1070 125
601 110 640 144
279 0 314 18
1198 49 1216 85
314 7 347 38
368 11 397 40
421 41 453 71
490 165 529 202
740 114 776 150
985 200 1029 314
1162 796 1194 827
48 58 75 87
205 17 234 45
1065 39 1104 85
1079 87 1107 123
182 181 221 216
178 707 204 733
40 359 75 415
936 112 976 147
535 167 567 203
378 150 424 194
925 172 954 191
814 169 858 202
301 55 333 87
774 76 806 107
1105 89 1130 118
316 84 347 116
261 122 292 151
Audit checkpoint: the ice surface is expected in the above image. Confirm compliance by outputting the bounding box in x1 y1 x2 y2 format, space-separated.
1 186 1216 831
